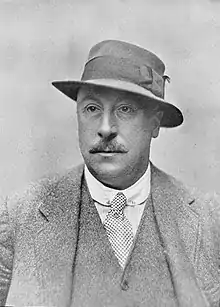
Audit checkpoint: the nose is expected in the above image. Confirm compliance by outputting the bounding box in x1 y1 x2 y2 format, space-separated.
97 112 117 140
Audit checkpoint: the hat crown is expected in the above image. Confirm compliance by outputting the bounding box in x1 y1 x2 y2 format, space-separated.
87 40 165 76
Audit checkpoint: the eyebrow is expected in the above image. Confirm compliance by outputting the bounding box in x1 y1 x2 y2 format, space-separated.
77 93 101 104
77 90 143 106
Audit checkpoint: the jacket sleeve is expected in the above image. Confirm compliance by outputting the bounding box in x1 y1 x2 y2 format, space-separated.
0 196 14 306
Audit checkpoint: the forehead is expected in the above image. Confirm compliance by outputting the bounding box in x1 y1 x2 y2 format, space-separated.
77 85 148 107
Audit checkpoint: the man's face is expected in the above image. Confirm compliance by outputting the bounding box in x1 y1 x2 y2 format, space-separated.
77 86 162 189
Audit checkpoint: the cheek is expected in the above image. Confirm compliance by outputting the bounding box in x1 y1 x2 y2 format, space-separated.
78 121 98 152
122 122 152 148
78 113 98 134
123 128 152 162
130 133 151 154
78 123 89 147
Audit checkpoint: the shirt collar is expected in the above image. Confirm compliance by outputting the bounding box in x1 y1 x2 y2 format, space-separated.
84 164 151 206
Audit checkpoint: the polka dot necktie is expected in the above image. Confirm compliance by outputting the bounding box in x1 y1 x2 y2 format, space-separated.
104 192 134 268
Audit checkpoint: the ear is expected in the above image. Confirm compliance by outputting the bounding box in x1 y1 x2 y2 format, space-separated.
152 111 163 138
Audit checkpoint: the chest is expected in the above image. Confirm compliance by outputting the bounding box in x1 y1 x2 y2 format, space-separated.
70 192 177 307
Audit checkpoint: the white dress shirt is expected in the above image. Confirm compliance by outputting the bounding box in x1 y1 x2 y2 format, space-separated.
84 164 151 236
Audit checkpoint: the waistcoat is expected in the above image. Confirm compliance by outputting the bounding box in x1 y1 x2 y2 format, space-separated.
70 178 178 307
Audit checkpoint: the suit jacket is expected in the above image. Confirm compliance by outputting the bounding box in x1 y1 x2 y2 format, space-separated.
0 163 220 306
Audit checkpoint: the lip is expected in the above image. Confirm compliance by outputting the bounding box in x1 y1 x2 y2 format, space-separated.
95 152 122 157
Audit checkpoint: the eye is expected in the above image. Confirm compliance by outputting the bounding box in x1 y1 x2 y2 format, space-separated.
118 105 136 113
86 105 100 113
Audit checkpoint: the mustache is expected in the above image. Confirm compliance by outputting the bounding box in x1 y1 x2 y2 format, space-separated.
89 141 128 153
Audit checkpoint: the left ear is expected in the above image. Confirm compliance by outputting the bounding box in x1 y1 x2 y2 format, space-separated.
152 111 163 138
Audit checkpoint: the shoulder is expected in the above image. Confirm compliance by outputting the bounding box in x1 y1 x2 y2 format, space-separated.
151 163 220 248
3 163 85 217
151 162 220 215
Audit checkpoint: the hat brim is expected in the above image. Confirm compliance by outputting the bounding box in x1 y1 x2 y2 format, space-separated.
52 79 183 128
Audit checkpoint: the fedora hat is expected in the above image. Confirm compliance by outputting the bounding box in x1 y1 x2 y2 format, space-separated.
52 40 183 128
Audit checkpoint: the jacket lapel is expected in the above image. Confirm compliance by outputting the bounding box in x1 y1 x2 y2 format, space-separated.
34 164 84 306
150 163 210 307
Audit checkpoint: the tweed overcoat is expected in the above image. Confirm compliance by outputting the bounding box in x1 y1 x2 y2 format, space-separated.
0 163 220 306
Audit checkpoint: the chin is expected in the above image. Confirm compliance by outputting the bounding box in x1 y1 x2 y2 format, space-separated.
88 160 123 180
97 161 120 176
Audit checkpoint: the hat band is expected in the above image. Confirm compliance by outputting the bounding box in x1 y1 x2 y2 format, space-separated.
81 56 165 98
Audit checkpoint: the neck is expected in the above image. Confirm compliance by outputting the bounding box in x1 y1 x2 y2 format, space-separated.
87 163 150 190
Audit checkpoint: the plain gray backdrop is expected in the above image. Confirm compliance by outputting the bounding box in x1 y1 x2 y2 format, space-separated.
0 0 220 195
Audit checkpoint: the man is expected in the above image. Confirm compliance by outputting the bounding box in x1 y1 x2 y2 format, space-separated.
0 40 220 307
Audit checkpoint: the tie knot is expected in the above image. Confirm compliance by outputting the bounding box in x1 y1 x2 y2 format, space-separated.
110 192 127 213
